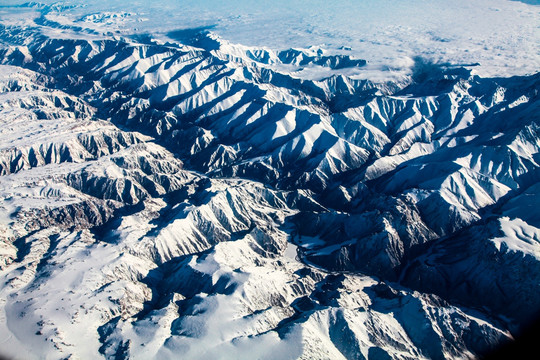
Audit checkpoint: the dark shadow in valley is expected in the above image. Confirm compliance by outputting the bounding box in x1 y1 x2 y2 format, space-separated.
480 314 540 360
167 26 219 51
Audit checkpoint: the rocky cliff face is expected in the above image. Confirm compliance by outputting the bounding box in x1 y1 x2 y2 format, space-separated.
0 3 539 360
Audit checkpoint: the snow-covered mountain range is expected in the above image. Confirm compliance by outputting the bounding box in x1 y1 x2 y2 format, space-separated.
0 1 539 359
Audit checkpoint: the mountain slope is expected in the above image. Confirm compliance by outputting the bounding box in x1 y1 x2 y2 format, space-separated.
0 4 539 360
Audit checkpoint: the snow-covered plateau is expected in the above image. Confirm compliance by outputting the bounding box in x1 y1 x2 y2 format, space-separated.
0 1 539 359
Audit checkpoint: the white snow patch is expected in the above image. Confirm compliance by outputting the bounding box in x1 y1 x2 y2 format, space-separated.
491 217 540 259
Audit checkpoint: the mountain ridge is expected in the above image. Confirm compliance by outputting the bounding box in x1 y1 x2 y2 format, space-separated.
0 6 539 359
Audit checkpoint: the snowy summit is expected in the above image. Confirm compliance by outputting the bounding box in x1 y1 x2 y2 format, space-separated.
0 1 539 359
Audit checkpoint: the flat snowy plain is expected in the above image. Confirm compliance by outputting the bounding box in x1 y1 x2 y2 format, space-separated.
2 0 539 80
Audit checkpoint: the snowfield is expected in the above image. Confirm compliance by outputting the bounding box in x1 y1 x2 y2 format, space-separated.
0 1 539 359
